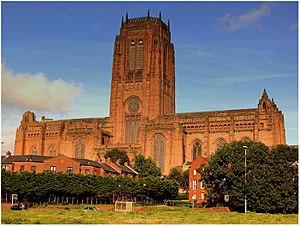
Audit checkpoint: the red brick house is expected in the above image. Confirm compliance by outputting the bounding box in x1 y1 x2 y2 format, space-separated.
1 152 138 178
189 156 208 205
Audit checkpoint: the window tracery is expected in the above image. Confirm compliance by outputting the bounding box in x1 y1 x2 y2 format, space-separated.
75 138 85 159
192 139 202 161
154 134 164 171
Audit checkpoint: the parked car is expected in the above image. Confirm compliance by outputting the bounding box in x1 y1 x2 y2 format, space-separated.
83 206 99 211
10 205 24 211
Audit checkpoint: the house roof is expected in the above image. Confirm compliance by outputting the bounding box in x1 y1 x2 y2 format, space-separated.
1 155 52 164
117 163 138 175
99 163 120 174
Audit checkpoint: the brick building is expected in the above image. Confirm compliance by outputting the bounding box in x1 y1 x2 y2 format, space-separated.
1 151 138 178
13 12 286 175
188 156 208 204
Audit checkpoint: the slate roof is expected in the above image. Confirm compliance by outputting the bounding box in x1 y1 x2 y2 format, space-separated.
73 158 102 168
100 163 120 174
117 163 138 175
72 158 120 173
1 155 52 164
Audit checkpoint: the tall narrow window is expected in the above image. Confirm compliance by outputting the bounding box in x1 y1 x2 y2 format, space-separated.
49 145 57 157
31 146 38 155
129 40 135 70
192 140 202 161
125 97 141 144
216 138 226 151
137 39 143 69
75 138 85 159
154 134 164 172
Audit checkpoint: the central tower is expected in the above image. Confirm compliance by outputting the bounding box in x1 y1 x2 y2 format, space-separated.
109 11 175 145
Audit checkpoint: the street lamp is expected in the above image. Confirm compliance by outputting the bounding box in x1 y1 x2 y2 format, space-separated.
243 145 248 214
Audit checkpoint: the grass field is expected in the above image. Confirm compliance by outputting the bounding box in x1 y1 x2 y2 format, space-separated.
1 204 298 224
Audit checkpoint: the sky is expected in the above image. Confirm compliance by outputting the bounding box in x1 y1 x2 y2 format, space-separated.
1 1 298 154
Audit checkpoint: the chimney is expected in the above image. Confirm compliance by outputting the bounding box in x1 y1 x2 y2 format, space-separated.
5 150 11 158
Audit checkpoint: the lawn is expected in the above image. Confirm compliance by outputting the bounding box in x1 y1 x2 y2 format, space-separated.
1 205 298 224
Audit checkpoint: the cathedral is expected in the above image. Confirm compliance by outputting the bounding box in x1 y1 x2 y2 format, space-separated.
14 12 286 175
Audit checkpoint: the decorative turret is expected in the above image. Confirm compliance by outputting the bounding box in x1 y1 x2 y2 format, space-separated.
261 88 269 100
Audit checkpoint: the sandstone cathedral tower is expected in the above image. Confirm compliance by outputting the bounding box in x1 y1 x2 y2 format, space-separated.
14 12 286 174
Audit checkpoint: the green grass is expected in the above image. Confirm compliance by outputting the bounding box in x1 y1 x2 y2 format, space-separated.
1 205 298 224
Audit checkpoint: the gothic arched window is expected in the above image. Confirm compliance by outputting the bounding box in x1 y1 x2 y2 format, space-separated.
75 138 85 159
31 146 38 155
216 138 226 151
129 40 135 70
241 137 251 142
137 39 143 69
49 145 57 157
125 97 141 144
154 134 164 171
192 139 202 161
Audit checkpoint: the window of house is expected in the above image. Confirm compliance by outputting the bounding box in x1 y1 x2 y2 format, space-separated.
85 169 90 175
31 166 36 172
94 170 97 175
2 165 9 171
67 167 73 173
20 165 25 172
192 179 197 190
201 193 205 200
50 166 56 172
200 181 205 189
193 169 197 176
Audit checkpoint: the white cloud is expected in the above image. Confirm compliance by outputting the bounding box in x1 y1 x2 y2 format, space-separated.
289 22 298 31
2 62 81 112
219 4 271 32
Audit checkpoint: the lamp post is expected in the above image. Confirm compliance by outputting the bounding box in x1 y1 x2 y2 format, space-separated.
243 145 248 214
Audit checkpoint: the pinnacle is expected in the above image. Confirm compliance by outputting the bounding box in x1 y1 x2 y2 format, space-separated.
261 88 269 99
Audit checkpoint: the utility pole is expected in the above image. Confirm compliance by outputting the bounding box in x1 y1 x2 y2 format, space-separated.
243 145 248 214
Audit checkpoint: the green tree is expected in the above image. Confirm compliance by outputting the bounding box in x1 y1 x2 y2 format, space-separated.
202 141 298 214
104 148 129 164
133 154 161 177
167 167 189 193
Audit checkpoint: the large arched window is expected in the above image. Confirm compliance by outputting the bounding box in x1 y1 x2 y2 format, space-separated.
75 138 85 159
240 137 251 142
192 139 202 161
125 96 141 144
49 145 57 157
154 134 164 171
129 40 135 70
216 138 226 151
137 39 143 70
31 146 38 155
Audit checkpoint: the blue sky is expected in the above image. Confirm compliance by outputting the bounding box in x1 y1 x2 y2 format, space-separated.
1 1 298 153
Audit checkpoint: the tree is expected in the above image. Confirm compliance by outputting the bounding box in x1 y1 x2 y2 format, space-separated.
202 141 298 213
104 148 129 164
133 154 161 177
167 167 189 193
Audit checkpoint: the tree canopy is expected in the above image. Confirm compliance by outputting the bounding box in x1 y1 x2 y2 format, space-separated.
202 141 298 214
133 154 161 177
104 148 129 164
167 167 189 192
